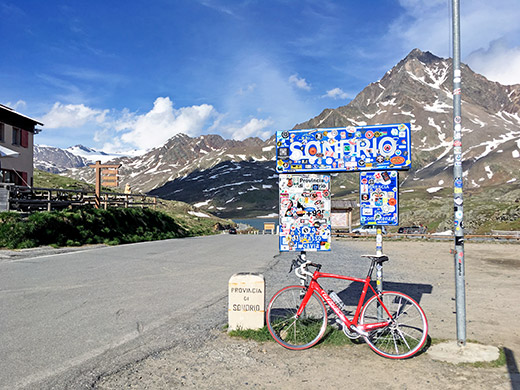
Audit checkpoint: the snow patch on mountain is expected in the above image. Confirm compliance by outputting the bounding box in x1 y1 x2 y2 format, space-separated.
424 100 451 113
66 145 126 163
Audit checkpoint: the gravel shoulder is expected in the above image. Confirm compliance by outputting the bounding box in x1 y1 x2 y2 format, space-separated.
95 239 520 389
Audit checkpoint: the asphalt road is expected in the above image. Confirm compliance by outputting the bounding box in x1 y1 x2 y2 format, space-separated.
0 234 279 389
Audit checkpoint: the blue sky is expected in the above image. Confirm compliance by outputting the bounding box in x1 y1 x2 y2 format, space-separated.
1 0 520 153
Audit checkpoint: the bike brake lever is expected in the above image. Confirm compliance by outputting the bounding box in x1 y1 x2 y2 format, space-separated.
289 259 298 273
289 256 305 273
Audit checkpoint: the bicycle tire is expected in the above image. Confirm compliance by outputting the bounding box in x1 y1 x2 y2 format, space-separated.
266 285 327 350
360 291 428 359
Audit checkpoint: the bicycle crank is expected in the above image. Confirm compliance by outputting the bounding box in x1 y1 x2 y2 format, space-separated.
336 319 362 339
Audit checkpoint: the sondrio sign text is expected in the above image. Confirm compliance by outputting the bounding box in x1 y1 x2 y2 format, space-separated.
276 124 411 173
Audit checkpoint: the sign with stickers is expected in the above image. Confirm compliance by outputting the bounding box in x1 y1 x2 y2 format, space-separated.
359 171 399 226
279 174 331 252
276 124 411 174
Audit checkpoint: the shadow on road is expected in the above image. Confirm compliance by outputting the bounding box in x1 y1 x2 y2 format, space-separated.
337 280 433 306
504 347 520 390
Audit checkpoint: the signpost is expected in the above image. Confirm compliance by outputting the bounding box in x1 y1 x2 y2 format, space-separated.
89 161 122 209
359 170 399 302
276 123 411 174
276 124 409 309
359 171 399 226
279 174 331 252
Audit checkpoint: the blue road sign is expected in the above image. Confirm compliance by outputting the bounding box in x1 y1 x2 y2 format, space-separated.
360 171 399 226
276 123 411 173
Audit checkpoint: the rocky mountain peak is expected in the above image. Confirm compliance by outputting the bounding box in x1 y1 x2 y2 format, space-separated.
37 48 520 218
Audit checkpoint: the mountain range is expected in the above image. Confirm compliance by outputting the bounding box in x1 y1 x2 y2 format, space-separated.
35 48 520 220
34 144 125 173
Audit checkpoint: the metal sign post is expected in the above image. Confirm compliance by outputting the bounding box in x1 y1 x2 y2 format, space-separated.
452 0 466 346
375 227 384 320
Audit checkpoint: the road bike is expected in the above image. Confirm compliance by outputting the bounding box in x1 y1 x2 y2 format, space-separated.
266 253 428 359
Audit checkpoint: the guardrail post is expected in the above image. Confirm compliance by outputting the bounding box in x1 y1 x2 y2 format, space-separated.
47 190 52 212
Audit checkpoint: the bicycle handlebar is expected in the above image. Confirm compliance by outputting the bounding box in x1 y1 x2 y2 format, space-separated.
290 255 321 281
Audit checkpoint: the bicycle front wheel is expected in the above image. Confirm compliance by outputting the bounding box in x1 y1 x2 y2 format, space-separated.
360 291 428 359
266 285 327 350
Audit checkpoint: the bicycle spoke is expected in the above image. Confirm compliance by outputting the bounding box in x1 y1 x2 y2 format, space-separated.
267 286 327 350
395 328 411 350
360 292 428 358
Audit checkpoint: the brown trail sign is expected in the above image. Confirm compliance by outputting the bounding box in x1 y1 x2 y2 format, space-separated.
89 161 122 208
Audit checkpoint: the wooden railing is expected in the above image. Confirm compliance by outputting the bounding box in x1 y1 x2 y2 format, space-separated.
0 184 157 212
332 231 520 241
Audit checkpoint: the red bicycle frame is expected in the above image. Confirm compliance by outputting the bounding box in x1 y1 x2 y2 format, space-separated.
296 270 391 333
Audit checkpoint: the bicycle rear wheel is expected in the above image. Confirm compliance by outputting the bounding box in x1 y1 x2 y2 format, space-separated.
266 285 327 350
360 291 428 359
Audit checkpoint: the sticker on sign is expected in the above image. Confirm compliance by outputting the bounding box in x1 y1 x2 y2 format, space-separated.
276 124 411 174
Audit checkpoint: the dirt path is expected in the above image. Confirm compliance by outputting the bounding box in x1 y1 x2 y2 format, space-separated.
95 240 520 389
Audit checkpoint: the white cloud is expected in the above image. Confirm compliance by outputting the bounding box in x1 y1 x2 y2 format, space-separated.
39 94 279 153
222 118 274 141
323 87 349 100
5 100 26 111
40 102 108 128
117 97 216 150
288 74 311 91
466 39 520 85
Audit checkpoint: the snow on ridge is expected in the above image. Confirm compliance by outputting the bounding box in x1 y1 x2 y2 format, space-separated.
188 211 211 218
467 129 520 161
203 179 263 193
424 100 451 113
485 166 493 179
257 213 278 218
419 117 451 154
407 63 448 90
424 64 449 89
365 109 387 119
468 117 486 127
379 98 397 106
318 110 334 126
496 111 520 125
349 119 367 126
427 187 443 193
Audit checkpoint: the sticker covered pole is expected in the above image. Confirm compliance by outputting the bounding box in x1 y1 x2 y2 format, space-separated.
452 0 466 346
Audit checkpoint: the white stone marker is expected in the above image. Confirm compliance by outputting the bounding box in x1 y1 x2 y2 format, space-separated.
228 273 265 331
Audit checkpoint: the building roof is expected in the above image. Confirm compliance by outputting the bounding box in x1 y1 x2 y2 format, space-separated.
0 104 44 132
